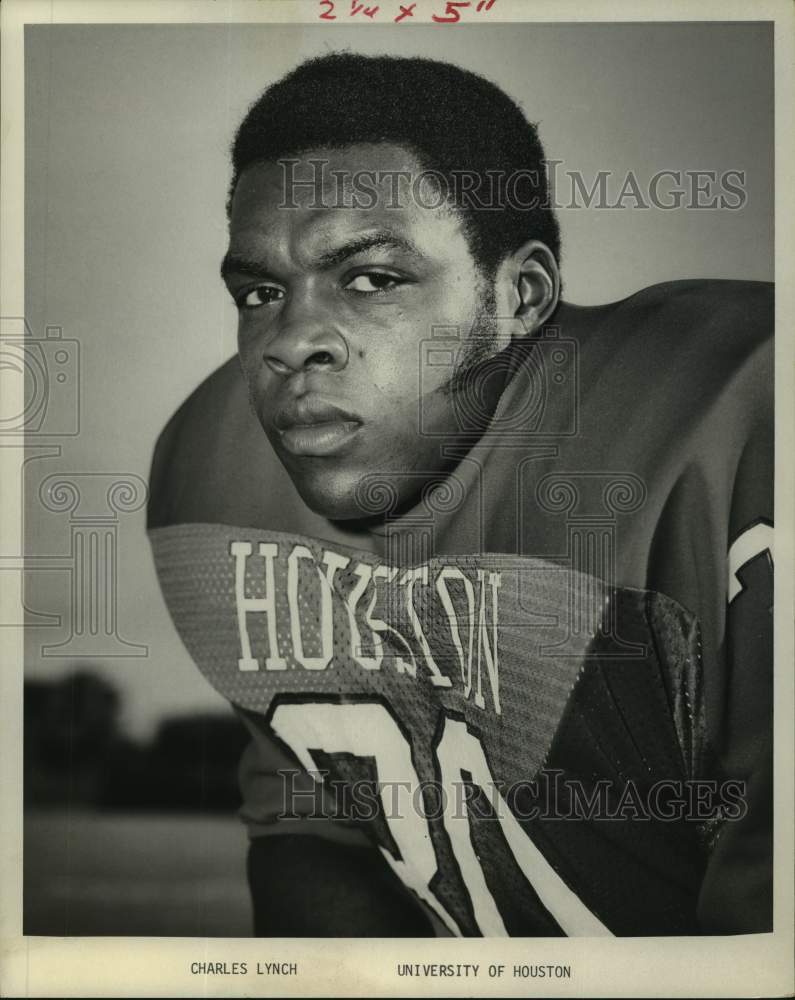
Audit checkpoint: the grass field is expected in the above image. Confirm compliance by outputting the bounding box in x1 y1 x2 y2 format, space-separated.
24 809 253 937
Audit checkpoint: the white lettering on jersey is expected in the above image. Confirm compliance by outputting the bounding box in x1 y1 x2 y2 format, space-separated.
435 568 476 696
433 567 502 715
231 541 287 671
370 564 417 676
230 539 501 714
400 565 452 688
475 570 501 714
344 563 383 671
728 523 774 603
286 546 345 671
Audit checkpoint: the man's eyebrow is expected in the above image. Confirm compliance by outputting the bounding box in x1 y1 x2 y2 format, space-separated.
220 233 423 282
220 252 273 282
313 233 423 268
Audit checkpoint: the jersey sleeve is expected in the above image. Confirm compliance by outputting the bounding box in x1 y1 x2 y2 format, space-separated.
697 344 774 934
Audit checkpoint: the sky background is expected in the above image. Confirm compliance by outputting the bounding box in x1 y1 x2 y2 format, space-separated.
22 21 773 739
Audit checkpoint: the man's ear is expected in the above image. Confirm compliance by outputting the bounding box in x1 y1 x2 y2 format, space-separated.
498 240 560 336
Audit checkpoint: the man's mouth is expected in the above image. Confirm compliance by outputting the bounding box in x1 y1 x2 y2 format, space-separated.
272 397 364 457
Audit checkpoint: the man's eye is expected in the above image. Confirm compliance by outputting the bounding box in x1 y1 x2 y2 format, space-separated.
237 286 285 308
345 272 402 294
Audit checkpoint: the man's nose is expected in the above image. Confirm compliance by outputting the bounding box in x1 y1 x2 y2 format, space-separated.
262 294 348 376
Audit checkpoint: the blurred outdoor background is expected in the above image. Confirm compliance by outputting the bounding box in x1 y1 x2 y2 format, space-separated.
23 668 252 936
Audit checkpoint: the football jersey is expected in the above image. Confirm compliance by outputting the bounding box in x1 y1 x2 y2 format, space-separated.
147 279 773 936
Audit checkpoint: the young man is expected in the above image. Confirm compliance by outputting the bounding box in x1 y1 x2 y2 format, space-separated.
147 54 773 937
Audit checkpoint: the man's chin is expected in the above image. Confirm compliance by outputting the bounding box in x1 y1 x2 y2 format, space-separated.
290 468 385 522
284 455 457 524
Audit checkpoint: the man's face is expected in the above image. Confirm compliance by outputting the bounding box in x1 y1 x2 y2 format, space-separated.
223 143 499 521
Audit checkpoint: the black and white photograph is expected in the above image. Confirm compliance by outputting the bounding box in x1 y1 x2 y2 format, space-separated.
1 0 793 996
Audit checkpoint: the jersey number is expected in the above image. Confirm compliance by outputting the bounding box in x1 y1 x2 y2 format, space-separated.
270 701 611 937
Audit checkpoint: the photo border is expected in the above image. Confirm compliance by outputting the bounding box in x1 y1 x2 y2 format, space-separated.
1 1 792 996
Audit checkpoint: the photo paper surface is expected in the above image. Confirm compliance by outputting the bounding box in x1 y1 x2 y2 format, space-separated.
1 1 793 996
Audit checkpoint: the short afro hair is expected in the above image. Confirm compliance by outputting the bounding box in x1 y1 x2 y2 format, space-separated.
230 53 560 278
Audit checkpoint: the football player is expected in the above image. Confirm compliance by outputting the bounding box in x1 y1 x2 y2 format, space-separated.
148 54 773 937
